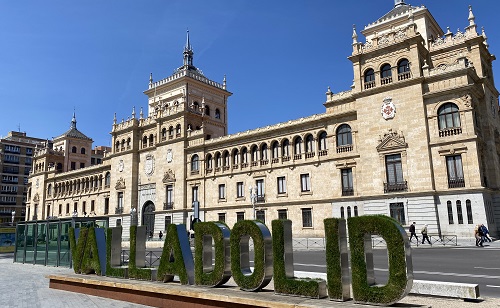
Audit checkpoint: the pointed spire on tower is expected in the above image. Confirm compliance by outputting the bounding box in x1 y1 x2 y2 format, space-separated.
149 72 153 86
113 113 117 125
223 74 227 90
468 5 475 26
352 24 358 45
183 29 194 68
482 27 489 48
140 107 144 119
71 111 77 129
394 0 405 8
132 106 136 119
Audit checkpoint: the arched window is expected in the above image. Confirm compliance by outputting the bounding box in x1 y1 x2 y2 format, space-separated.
456 200 464 224
47 184 52 196
192 101 199 112
191 154 199 172
105 172 111 187
318 131 327 152
251 145 258 162
232 149 239 165
294 137 302 155
466 199 473 224
176 124 181 136
282 139 290 158
261 143 268 160
223 151 230 167
206 154 213 170
347 206 352 218
115 141 120 151
271 141 279 159
447 200 454 224
80 147 86 154
127 137 131 148
336 124 352 146
142 136 147 148
241 147 248 164
168 126 174 138
340 206 345 219
205 105 210 116
380 63 392 78
305 134 314 153
364 68 375 89
215 152 222 168
161 127 167 140
72 146 77 153
215 109 221 119
397 59 410 74
354 205 358 217
149 134 154 146
438 103 461 130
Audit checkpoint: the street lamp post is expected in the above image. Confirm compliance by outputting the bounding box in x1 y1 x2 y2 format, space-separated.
130 207 137 226
11 210 15 226
249 186 257 220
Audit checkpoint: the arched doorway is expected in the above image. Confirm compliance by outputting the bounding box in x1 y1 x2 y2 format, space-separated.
142 201 155 237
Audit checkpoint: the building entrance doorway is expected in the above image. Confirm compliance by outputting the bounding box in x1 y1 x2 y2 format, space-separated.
142 201 155 238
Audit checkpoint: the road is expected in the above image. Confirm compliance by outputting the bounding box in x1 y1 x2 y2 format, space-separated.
290 246 500 298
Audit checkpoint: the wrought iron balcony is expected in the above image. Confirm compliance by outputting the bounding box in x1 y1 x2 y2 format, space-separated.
163 202 174 210
256 194 265 203
342 188 354 196
384 181 408 193
448 177 465 188
115 207 124 214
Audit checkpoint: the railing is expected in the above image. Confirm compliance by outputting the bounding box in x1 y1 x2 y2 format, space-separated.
448 178 465 188
282 156 290 162
205 168 212 174
256 195 265 203
439 127 462 137
381 76 392 85
271 158 279 163
163 202 173 210
260 159 268 166
115 207 123 214
336 145 353 153
293 238 325 250
384 181 408 193
241 163 248 168
251 161 258 167
293 154 302 160
342 188 354 196
305 152 315 159
222 166 230 171
398 71 411 81
364 80 375 90
318 150 328 156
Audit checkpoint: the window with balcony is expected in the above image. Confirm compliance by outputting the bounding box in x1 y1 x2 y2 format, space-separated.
165 185 173 209
380 63 392 85
282 139 290 161
300 174 311 192
271 141 279 162
438 103 461 137
384 154 407 192
318 131 327 156
302 208 312 227
446 155 465 188
256 179 265 202
116 192 123 214
206 154 213 172
397 58 411 80
294 137 302 159
336 124 352 153
364 68 375 89
260 144 268 164
341 168 354 196
105 172 111 188
389 202 405 225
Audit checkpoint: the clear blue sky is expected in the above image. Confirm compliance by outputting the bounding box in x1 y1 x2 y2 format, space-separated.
0 1 498 147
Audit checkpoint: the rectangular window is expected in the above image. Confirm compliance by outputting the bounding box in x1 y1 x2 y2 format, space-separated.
118 192 123 209
341 168 354 196
278 209 287 220
456 201 464 224
80 163 85 169
73 202 78 213
218 213 226 223
237 212 245 222
166 185 174 209
165 215 172 228
446 155 465 188
218 184 226 200
70 162 76 170
277 177 286 194
58 204 62 215
91 200 95 213
447 201 454 224
192 186 198 203
82 201 86 215
389 202 406 225
300 174 311 192
104 198 109 214
116 219 121 227
66 203 69 214
236 182 244 198
302 208 312 227
386 154 403 184
256 179 265 202
256 210 265 224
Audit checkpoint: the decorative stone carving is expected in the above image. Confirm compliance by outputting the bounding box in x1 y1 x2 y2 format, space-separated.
33 193 40 202
118 159 124 172
377 129 407 152
166 149 173 163
115 177 126 190
162 169 176 183
461 93 473 108
144 154 155 176
381 97 396 120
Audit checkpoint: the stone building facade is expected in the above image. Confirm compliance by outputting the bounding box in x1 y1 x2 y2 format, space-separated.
27 1 500 238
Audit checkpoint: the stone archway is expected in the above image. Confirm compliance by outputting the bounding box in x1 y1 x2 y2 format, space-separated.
142 201 155 237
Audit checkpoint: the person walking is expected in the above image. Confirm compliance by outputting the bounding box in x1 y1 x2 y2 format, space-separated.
409 222 418 242
421 224 431 244
159 230 163 240
480 224 492 242
475 225 484 247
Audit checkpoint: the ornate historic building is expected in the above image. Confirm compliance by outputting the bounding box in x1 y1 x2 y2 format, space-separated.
27 1 499 238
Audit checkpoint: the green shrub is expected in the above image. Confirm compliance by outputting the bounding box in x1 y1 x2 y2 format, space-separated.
105 227 127 278
194 221 231 286
272 219 325 298
69 226 101 275
128 225 152 280
348 215 411 305
157 224 194 284
230 220 272 291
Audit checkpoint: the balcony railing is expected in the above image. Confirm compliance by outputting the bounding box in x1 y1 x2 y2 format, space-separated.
256 194 265 203
305 152 315 159
398 71 411 81
336 145 353 153
282 156 290 162
342 188 354 196
381 76 392 85
448 178 465 188
163 202 173 210
318 149 328 156
115 207 124 214
384 181 408 193
439 127 462 137
293 154 302 160
364 80 375 90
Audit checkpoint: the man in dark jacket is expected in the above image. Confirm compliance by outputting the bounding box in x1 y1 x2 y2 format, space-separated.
409 222 418 241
